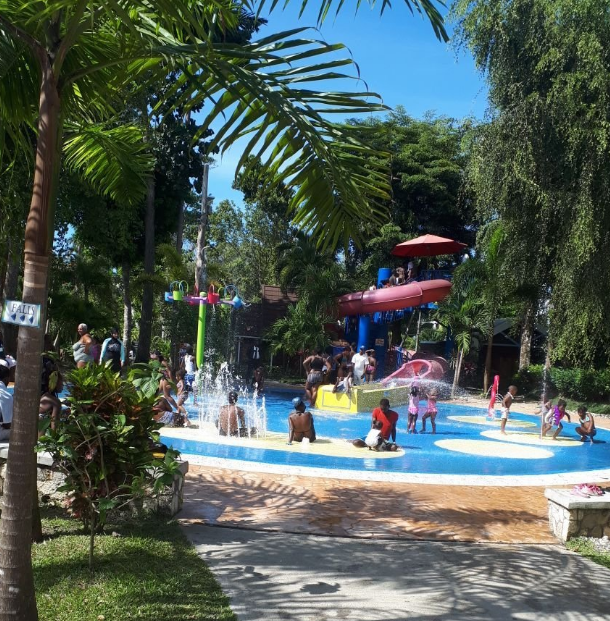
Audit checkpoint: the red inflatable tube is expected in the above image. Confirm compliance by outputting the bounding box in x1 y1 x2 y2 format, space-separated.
336 279 452 317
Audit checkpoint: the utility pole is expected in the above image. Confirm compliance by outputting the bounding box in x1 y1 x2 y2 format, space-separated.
195 163 210 367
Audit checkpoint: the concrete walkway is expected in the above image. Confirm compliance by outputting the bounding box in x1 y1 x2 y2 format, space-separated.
183 523 610 620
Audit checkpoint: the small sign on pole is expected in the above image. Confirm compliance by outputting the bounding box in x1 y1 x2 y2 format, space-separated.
1 299 41 329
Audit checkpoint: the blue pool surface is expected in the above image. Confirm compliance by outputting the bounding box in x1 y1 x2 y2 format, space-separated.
162 392 610 477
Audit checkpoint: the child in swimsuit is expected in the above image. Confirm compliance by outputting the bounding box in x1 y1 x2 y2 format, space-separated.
420 387 438 434
575 406 596 442
542 399 570 440
407 384 420 434
499 385 518 435
175 370 189 426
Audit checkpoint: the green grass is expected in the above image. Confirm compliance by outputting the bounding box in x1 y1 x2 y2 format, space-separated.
33 508 236 621
566 537 610 570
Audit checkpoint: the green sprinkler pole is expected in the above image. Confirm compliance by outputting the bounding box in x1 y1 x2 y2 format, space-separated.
196 302 206 368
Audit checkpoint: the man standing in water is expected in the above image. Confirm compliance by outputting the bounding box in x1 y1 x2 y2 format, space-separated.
500 385 518 435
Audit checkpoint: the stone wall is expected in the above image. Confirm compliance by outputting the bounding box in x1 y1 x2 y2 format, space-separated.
546 488 610 542
1 445 188 517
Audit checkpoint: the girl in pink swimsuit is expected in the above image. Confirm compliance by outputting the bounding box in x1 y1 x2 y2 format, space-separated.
407 384 420 434
420 388 438 434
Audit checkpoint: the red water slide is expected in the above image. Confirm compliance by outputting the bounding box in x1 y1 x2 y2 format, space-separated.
336 279 452 317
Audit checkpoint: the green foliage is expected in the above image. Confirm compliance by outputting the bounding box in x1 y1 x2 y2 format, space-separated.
267 300 331 355
566 538 610 571
454 0 610 365
37 363 180 542
512 364 610 402
33 511 237 621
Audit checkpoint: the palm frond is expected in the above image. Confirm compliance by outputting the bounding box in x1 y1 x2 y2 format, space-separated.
63 124 153 205
249 0 448 41
170 33 391 248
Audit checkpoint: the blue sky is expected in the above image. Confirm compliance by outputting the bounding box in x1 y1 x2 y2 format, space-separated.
206 3 488 206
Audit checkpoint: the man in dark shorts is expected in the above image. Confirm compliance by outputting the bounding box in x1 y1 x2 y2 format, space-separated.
287 397 316 445
303 348 325 406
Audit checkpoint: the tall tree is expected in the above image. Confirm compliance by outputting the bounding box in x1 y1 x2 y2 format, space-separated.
0 1 446 617
454 0 610 366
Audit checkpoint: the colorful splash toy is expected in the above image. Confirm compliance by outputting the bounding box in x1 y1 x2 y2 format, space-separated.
164 281 245 366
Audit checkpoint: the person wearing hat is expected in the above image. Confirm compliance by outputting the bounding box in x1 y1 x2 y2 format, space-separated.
351 345 368 386
287 397 316 445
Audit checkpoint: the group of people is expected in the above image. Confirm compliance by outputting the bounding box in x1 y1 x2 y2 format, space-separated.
302 344 377 406
72 324 126 371
370 262 419 291
499 385 597 442
150 346 198 428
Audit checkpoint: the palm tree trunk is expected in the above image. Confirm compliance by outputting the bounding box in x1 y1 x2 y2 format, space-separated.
519 302 534 370
483 327 493 394
451 349 463 398
136 177 156 362
122 260 132 358
0 53 62 621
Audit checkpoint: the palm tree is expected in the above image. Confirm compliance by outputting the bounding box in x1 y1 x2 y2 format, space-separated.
267 299 331 359
0 2 446 618
452 222 507 393
435 282 490 397
276 232 328 291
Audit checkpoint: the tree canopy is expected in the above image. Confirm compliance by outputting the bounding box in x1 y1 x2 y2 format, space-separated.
454 0 610 366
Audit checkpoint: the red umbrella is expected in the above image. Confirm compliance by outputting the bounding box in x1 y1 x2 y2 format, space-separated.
391 234 467 258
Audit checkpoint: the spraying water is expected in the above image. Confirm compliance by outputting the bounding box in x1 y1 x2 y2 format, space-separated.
193 361 267 439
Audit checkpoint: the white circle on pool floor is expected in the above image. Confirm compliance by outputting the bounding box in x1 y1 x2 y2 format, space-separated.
480 429 582 447
434 439 554 459
447 415 536 428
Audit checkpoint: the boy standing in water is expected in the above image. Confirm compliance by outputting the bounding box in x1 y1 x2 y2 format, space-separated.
500 385 518 435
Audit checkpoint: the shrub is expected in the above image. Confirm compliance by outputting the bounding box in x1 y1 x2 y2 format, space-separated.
38 362 181 570
512 365 610 402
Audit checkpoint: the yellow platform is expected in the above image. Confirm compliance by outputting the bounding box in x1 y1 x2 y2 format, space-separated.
314 383 410 413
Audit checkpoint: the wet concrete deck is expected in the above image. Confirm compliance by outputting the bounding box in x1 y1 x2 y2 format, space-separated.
180 465 559 543
178 403 610 544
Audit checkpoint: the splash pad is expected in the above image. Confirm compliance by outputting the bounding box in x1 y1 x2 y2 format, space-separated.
161 381 610 486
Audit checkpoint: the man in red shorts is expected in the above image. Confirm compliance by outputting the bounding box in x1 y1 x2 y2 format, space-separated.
372 398 399 443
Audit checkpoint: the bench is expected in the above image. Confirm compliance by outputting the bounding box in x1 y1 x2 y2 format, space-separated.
545 488 610 542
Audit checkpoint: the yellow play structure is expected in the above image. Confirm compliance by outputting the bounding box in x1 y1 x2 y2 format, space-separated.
314 383 410 413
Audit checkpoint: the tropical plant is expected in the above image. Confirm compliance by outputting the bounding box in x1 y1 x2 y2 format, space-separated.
434 279 490 397
37 363 181 572
267 300 332 359
0 1 446 617
452 222 507 393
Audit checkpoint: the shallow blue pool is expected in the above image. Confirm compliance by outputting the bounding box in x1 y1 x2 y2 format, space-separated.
162 392 610 477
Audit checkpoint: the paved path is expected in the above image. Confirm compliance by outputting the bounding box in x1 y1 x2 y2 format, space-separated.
181 465 556 543
183 523 610 620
